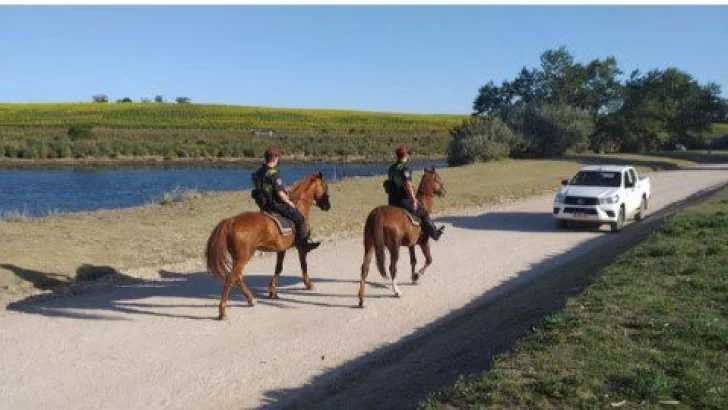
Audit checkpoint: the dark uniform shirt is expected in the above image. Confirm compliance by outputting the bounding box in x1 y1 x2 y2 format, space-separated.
387 161 412 203
252 165 286 206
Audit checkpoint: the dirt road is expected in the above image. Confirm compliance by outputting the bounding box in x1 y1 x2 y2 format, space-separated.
2 166 727 410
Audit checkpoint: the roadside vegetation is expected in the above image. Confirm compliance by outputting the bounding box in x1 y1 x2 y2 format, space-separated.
421 186 728 409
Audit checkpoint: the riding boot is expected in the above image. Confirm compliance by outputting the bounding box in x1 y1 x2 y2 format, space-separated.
295 225 321 252
422 215 445 241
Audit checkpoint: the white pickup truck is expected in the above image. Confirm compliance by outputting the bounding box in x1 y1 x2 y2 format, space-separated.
553 165 651 232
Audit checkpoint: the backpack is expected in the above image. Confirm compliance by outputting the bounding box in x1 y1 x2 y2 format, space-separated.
251 170 270 209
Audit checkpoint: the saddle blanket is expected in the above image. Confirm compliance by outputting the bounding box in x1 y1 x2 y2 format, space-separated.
263 212 294 236
402 209 421 226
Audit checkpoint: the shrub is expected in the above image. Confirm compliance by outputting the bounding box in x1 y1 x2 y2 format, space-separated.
67 125 94 141
503 103 594 157
447 117 523 166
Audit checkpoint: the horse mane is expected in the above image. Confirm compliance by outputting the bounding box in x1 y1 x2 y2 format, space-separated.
417 171 436 198
288 174 316 201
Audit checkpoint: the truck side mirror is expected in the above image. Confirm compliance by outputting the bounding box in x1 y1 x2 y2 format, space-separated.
561 179 569 186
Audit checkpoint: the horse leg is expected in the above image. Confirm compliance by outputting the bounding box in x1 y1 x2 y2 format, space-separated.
409 246 420 284
297 247 314 290
358 244 375 308
219 261 254 320
416 240 433 277
269 251 285 299
235 261 256 307
388 244 401 297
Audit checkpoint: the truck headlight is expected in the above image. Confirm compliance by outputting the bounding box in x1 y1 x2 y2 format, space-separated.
600 194 620 205
554 193 566 203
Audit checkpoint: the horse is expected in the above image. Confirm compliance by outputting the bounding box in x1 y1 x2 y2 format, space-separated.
205 172 331 320
358 167 446 307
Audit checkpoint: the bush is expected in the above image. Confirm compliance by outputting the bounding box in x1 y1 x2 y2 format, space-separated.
447 117 523 166
5 145 19 158
709 133 728 150
67 125 94 141
502 103 593 158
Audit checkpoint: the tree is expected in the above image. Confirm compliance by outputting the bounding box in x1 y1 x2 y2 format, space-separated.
596 68 722 151
154 95 165 103
92 94 108 103
175 96 191 104
116 97 133 103
472 81 509 116
472 47 623 119
582 57 623 116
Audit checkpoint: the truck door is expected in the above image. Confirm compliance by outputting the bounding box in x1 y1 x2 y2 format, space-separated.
624 169 639 216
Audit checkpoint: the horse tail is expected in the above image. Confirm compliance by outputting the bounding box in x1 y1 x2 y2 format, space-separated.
369 209 388 279
205 217 234 281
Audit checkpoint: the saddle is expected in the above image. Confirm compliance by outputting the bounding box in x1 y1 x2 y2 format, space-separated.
262 212 294 236
401 209 421 226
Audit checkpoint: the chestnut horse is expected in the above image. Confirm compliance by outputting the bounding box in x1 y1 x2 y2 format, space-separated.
358 167 446 307
205 172 331 320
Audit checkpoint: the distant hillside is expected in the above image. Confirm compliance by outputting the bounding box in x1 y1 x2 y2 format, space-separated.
0 103 466 161
0 103 464 131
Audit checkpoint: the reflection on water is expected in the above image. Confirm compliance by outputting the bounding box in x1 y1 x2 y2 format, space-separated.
0 161 445 216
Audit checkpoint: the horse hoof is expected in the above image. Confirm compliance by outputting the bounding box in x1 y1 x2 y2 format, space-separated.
394 293 401 298
217 313 227 321
248 299 257 307
412 275 420 283
306 284 315 291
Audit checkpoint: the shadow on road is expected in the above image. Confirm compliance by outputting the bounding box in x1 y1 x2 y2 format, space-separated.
436 211 607 233
5 268 363 320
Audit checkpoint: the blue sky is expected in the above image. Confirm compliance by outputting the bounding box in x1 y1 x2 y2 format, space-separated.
1 6 726 114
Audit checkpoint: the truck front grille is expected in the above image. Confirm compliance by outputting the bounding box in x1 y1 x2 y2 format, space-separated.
563 208 598 215
565 196 599 206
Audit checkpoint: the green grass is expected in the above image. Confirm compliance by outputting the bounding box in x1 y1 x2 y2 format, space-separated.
0 103 464 160
158 188 207 206
0 103 464 130
421 187 728 409
711 122 728 136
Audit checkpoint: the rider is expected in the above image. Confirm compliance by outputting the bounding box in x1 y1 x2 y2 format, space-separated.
251 147 321 251
385 145 445 241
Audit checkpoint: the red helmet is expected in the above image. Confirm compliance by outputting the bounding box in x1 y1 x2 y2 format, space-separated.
395 145 409 159
264 147 279 160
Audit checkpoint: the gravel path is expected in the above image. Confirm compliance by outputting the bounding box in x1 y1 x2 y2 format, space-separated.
1 166 726 410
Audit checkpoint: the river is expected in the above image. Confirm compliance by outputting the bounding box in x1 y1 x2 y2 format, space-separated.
0 161 445 217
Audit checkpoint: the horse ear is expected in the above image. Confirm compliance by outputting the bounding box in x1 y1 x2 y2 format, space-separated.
425 167 433 173
317 171 323 179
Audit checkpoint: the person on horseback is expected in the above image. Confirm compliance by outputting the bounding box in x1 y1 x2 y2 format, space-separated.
385 145 445 241
251 147 321 251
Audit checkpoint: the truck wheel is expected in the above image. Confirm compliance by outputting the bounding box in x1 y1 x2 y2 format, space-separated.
555 219 568 229
635 197 647 221
611 207 625 233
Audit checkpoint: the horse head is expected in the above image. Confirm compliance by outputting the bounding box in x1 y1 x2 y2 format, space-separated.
421 167 446 198
312 171 331 211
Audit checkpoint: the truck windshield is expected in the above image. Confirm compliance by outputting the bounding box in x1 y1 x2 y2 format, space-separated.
570 171 622 187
